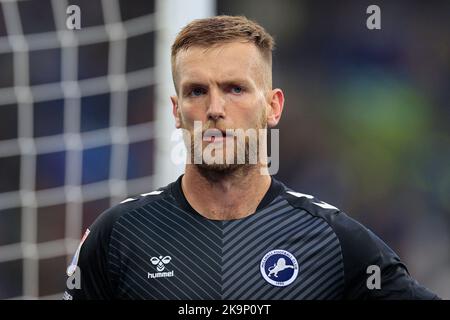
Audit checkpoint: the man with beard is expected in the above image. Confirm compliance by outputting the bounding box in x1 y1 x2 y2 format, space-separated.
63 15 439 300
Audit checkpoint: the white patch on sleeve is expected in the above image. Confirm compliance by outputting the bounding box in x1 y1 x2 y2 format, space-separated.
312 201 338 210
67 229 90 276
120 197 137 204
286 191 314 199
140 190 163 197
119 191 163 204
287 191 338 210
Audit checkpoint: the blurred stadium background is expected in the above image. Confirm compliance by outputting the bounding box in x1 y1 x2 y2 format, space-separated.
0 0 448 299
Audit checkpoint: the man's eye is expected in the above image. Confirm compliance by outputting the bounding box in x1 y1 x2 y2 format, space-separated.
190 88 205 97
231 86 243 94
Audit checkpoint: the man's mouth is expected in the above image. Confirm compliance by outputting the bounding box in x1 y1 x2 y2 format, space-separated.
203 129 233 143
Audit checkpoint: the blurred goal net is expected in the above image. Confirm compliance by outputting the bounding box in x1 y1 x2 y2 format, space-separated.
0 0 213 299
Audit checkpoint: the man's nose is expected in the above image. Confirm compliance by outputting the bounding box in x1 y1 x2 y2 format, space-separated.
206 89 225 121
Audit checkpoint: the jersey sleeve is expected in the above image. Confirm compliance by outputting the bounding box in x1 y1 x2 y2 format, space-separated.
327 210 440 300
63 207 120 300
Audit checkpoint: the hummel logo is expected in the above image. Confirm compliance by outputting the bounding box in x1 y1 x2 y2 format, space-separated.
148 255 174 280
150 255 171 272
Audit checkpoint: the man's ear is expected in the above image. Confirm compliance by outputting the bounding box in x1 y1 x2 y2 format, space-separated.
170 96 182 128
266 88 284 127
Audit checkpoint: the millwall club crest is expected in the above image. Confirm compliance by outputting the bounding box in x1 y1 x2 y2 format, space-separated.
260 249 299 287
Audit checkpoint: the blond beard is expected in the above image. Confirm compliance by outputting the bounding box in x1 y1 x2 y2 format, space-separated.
181 110 267 179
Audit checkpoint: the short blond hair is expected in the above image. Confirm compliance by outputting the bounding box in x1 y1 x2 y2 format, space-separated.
171 15 275 90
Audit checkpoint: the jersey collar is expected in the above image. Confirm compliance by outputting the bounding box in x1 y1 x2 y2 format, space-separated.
170 174 285 220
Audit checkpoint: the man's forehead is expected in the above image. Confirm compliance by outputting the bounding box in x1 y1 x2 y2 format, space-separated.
175 42 265 82
176 41 260 59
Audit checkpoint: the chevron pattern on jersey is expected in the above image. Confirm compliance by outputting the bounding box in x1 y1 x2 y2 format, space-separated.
107 191 344 299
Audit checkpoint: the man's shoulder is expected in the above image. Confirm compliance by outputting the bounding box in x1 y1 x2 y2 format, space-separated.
280 186 341 218
279 183 402 277
89 183 174 234
116 188 169 213
279 184 363 237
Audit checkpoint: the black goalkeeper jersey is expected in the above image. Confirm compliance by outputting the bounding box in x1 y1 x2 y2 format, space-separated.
63 175 439 300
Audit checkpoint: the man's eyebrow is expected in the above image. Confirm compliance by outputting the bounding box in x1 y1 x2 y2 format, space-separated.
180 82 207 93
181 79 252 89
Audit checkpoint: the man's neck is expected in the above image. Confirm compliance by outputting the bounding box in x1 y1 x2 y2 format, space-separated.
181 164 272 220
